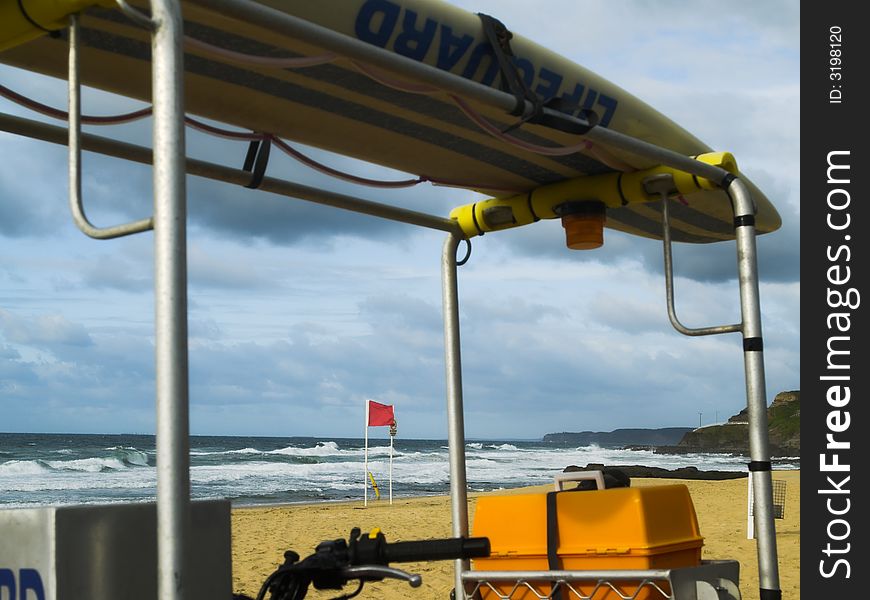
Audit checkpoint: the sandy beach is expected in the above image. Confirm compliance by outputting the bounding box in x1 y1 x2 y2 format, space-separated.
231 470 800 599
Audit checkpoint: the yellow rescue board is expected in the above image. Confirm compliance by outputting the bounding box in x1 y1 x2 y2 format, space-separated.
0 0 781 243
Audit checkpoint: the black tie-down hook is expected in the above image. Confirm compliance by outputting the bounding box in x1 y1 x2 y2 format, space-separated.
242 134 272 189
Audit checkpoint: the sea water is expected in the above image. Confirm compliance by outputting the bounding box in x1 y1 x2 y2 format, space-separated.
0 433 798 508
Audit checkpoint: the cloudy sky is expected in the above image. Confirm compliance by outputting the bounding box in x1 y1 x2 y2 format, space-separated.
0 0 799 439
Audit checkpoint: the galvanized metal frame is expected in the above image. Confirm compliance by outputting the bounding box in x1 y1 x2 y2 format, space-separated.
68 13 154 239
442 231 471 595
462 560 742 600
652 179 780 595
0 0 782 597
149 2 191 599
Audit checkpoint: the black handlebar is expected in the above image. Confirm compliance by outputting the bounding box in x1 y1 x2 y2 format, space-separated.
252 527 491 600
257 527 489 600
356 531 491 564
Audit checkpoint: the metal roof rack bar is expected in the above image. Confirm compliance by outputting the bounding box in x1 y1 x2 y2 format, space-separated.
0 112 460 233
68 14 154 239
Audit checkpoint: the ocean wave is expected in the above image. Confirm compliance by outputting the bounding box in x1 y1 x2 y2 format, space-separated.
0 455 149 476
2 434 767 508
0 459 49 476
190 447 262 456
360 446 395 457
575 443 602 451
105 446 151 467
1 457 137 475
46 457 129 472
269 441 343 457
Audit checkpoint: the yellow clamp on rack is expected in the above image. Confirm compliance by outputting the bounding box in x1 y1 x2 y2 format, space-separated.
449 152 738 250
1 0 114 51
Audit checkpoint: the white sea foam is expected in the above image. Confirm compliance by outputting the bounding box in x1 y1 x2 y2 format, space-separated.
0 460 48 475
189 447 261 456
269 441 343 457
45 457 127 472
224 447 263 455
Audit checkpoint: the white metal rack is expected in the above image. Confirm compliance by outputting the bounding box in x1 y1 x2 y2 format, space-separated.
462 561 741 600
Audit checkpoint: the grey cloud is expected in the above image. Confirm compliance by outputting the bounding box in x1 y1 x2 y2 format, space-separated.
0 280 796 437
79 252 153 292
56 237 297 294
0 322 157 427
185 177 414 247
0 135 69 237
188 318 222 340
0 343 21 359
0 309 93 347
187 245 279 291
586 295 666 335
359 293 444 333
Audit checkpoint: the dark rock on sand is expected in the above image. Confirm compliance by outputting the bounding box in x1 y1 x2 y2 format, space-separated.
564 463 747 481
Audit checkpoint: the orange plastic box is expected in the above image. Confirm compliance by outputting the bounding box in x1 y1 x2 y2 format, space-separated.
471 484 703 599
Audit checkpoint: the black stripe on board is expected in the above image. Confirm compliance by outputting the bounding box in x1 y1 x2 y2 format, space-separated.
606 205 724 243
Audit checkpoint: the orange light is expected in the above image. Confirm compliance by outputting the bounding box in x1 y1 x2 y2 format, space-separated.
561 212 605 250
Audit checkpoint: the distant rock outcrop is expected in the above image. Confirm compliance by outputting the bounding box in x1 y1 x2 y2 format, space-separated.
563 463 747 481
542 427 693 447
657 391 800 457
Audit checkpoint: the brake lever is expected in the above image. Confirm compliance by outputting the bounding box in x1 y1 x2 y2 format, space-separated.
341 565 423 588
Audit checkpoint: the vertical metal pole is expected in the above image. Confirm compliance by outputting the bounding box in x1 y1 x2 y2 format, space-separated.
364 401 369 506
442 232 470 598
389 433 393 505
729 178 781 598
151 1 190 599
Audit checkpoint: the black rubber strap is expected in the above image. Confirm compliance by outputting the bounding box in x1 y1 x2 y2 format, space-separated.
18 0 53 33
469 203 485 236
478 13 536 118
477 14 594 135
720 172 737 189
760 588 782 600
242 135 271 189
743 337 764 352
734 215 756 228
749 461 772 472
546 491 564 600
527 191 540 221
616 173 629 206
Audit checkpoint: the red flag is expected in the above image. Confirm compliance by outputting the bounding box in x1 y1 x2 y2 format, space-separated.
367 400 395 427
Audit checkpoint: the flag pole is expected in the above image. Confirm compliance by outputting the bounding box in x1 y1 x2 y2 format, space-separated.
389 429 393 505
364 399 369 507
